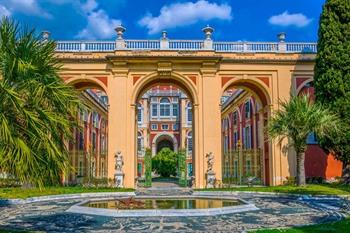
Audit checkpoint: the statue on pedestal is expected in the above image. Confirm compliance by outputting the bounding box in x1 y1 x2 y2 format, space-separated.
206 152 216 188
114 151 124 188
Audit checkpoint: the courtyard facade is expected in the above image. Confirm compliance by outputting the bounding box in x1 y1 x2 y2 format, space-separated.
57 26 342 188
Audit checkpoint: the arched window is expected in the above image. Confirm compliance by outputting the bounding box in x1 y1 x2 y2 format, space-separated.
137 103 143 123
186 102 192 124
187 131 193 155
245 100 251 119
160 98 171 117
92 112 99 128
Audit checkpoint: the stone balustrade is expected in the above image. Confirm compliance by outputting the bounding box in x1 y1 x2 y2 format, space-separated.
55 40 317 53
51 25 317 53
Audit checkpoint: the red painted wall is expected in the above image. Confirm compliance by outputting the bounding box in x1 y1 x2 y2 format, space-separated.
305 145 342 179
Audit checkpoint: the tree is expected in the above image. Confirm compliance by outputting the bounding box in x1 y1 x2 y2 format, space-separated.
144 148 152 187
0 18 82 187
269 95 342 186
152 148 177 177
314 0 350 183
177 149 187 187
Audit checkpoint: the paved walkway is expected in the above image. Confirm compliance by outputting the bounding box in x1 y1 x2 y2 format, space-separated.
0 193 349 232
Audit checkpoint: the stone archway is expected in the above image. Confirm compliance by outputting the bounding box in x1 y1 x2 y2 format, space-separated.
131 72 198 188
64 76 108 94
152 132 179 155
221 77 272 185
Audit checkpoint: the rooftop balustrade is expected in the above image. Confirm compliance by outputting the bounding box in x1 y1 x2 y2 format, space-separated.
50 26 317 53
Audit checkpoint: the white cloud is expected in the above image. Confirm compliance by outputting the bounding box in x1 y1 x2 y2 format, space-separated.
0 5 11 17
76 9 121 39
75 0 121 39
80 0 98 13
138 0 232 34
4 0 52 18
269 11 312 27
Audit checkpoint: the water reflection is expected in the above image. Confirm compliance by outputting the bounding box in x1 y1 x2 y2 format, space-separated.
85 198 242 210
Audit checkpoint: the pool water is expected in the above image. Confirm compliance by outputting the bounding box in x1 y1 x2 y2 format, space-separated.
84 197 243 210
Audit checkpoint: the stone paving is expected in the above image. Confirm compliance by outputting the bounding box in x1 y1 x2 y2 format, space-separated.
0 193 349 232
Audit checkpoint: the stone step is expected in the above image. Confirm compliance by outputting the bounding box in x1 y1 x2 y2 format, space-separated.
135 188 193 196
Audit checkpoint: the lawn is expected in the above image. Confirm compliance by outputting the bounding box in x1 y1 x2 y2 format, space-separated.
250 218 350 232
0 186 134 199
197 184 350 196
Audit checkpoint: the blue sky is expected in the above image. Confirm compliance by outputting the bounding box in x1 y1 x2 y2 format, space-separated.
0 0 325 42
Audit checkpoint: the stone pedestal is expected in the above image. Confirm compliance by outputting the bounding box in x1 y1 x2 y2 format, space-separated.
115 171 124 188
206 171 216 188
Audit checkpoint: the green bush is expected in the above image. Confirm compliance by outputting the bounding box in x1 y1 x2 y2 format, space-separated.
283 176 296 186
152 148 177 177
306 176 324 184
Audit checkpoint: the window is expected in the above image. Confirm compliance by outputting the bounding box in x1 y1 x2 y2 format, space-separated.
100 135 106 153
137 132 143 153
172 103 179 117
187 131 193 155
245 101 251 119
233 131 238 149
79 131 84 150
187 102 192 123
161 124 169 130
224 135 229 153
151 104 158 117
151 124 158 130
160 98 171 117
244 126 252 149
173 123 179 130
233 111 238 125
80 110 88 122
137 104 143 123
92 132 96 151
93 112 99 128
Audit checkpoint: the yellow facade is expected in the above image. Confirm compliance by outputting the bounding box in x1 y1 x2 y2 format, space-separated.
57 43 315 188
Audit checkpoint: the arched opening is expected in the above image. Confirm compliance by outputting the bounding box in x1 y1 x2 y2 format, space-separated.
64 78 109 185
220 79 271 186
157 139 174 152
133 74 196 187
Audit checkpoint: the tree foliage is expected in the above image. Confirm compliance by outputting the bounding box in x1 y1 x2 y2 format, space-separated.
0 18 82 187
152 148 177 177
314 0 350 166
144 148 152 187
177 149 187 187
269 95 342 186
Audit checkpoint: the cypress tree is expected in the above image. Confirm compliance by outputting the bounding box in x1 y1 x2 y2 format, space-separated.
314 0 350 183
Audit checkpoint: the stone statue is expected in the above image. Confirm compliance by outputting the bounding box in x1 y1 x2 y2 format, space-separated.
206 152 214 172
206 152 216 188
115 151 124 172
114 151 124 188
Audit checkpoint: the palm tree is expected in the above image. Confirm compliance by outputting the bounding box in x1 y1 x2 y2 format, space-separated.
269 95 342 186
0 18 82 187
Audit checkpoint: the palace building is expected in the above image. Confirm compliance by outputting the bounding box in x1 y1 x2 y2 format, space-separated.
136 85 193 178
53 26 342 188
67 89 109 184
